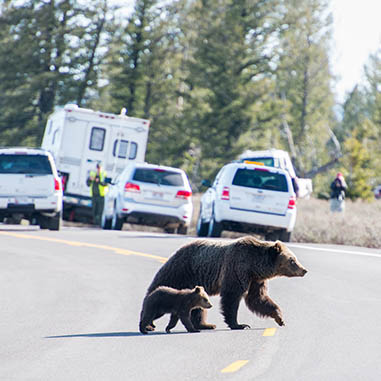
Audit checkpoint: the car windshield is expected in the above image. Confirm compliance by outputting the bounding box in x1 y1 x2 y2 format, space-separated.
241 157 274 167
133 168 184 186
0 154 52 175
232 168 288 192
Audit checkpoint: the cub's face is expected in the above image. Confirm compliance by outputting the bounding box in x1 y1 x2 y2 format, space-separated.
273 241 308 278
193 286 213 309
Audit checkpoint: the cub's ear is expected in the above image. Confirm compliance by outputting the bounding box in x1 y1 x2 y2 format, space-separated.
273 240 284 253
194 286 202 294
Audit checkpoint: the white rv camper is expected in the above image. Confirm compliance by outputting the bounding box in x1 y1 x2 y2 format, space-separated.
41 104 150 221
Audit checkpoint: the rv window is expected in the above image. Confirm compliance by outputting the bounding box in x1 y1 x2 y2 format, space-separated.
90 127 106 151
129 142 137 160
113 140 129 158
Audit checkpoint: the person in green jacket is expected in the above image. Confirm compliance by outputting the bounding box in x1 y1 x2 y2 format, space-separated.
86 162 108 226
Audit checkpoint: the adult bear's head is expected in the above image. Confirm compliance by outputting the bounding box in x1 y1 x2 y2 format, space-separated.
271 240 308 278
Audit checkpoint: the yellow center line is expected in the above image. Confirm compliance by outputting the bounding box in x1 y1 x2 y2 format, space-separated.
263 327 277 336
0 231 167 263
221 360 249 373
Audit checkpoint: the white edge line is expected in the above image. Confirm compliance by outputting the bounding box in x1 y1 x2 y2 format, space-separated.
287 244 381 258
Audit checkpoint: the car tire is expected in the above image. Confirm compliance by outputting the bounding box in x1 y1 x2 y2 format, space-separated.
39 216 48 229
265 231 278 241
101 212 112 230
196 212 209 237
278 229 291 242
177 225 188 235
207 208 222 237
46 213 61 231
111 201 124 230
7 216 22 225
112 211 123 230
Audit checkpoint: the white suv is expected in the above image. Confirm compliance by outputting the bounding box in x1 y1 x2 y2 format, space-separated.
0 147 63 230
102 162 193 234
197 162 296 241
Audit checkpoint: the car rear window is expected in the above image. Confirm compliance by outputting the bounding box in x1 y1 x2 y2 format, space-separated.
133 168 184 186
232 168 288 192
0 154 52 175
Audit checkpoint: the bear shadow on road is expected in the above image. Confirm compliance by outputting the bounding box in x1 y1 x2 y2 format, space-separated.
45 327 265 339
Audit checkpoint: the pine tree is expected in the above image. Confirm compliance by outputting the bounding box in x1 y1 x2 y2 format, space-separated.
275 0 336 177
0 0 109 146
181 0 284 179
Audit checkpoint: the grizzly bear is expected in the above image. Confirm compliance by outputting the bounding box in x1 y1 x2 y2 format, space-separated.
145 236 307 330
139 286 212 334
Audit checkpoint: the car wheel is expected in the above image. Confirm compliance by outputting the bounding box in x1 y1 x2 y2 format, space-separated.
278 229 291 242
207 208 222 237
164 227 175 234
39 216 48 229
46 213 61 231
7 215 22 225
177 225 188 235
196 212 209 237
101 212 112 230
265 231 278 241
112 211 123 230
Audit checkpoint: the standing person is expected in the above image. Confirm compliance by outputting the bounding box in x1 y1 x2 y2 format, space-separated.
330 172 347 212
86 162 108 226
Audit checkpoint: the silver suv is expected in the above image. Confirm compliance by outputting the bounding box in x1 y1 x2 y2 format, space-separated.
102 162 193 234
0 148 63 230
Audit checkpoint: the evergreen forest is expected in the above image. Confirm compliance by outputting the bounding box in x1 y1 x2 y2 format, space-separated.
1 0 381 199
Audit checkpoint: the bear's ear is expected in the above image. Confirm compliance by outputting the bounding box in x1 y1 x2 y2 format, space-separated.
273 240 283 253
194 286 202 294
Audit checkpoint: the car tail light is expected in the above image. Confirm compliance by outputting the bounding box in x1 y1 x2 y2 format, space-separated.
54 178 61 191
60 173 69 192
288 196 296 209
176 190 192 199
124 182 140 192
221 186 230 200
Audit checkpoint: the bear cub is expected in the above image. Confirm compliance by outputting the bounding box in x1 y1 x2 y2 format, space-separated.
139 286 212 334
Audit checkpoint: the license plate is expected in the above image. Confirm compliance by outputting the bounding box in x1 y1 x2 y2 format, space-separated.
145 191 164 200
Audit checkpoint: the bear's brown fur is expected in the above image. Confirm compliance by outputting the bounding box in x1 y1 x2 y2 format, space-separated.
139 286 212 334
146 236 307 330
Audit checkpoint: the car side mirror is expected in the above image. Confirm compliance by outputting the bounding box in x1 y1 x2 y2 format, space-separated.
105 177 113 185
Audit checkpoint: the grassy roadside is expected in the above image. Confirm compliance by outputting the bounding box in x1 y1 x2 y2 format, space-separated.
292 197 381 248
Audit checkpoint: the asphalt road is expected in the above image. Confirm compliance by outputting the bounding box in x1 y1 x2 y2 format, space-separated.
1 225 381 381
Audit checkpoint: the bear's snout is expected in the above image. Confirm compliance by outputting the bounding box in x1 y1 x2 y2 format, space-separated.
299 267 308 277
